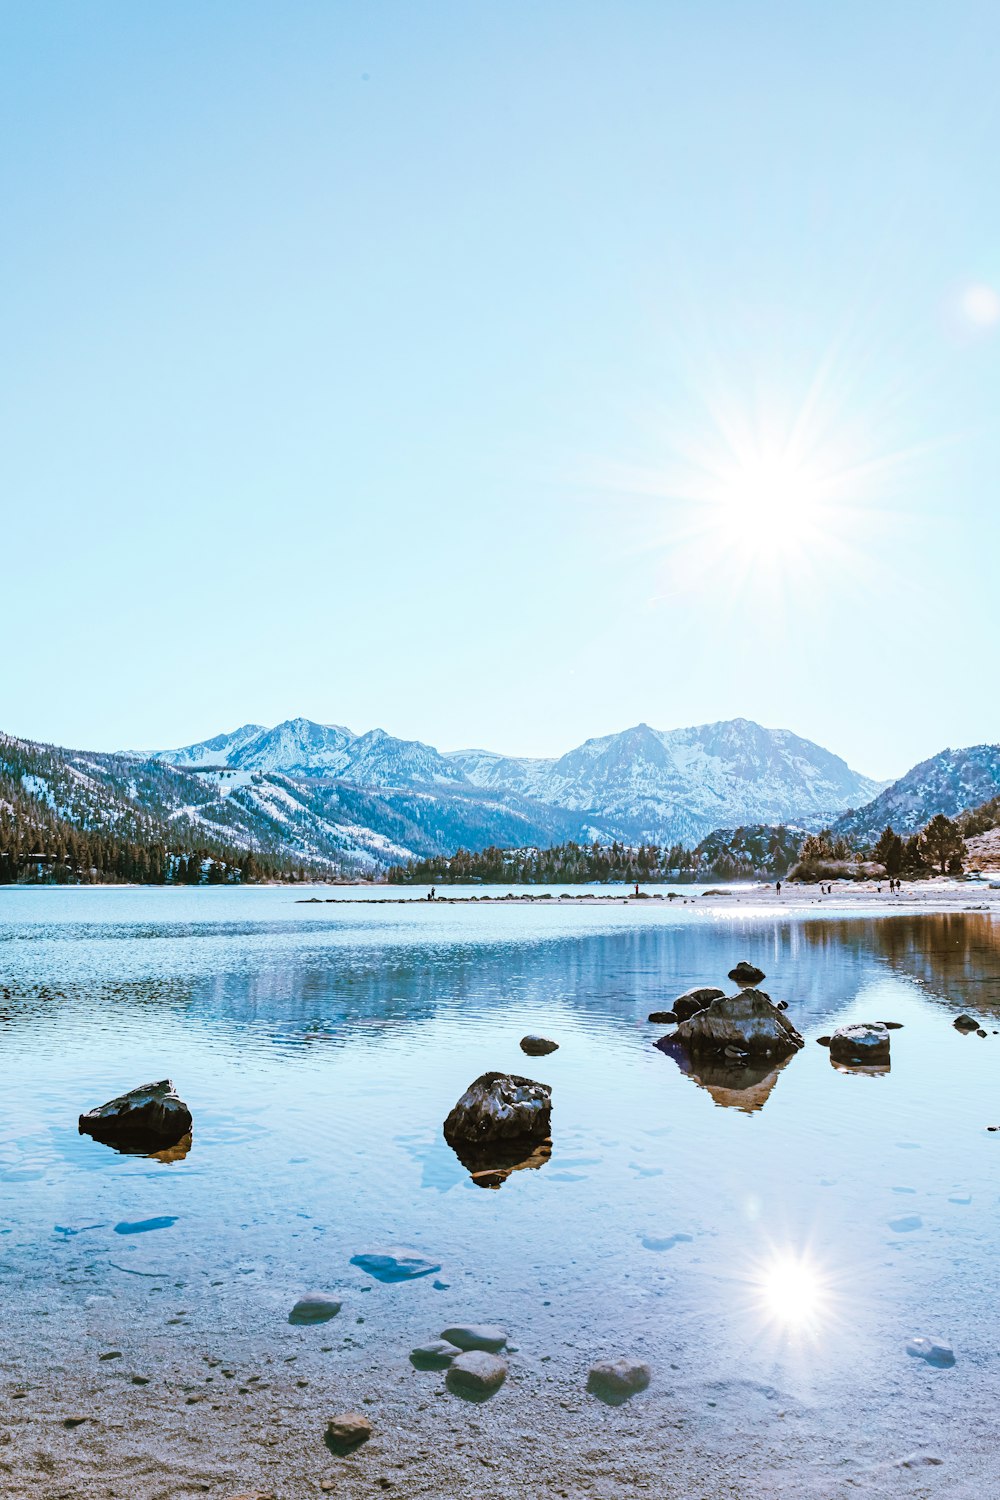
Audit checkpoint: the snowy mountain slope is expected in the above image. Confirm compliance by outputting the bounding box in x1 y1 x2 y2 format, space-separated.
160 714 883 847
832 743 1000 842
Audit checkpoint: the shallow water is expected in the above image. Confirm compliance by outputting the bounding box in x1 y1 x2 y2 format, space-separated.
2 885 998 1419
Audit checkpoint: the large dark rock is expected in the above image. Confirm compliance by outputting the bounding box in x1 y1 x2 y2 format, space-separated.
444 1072 551 1147
671 987 725 1022
657 990 803 1060
444 1072 552 1188
829 1023 890 1066
728 961 766 986
78 1080 192 1153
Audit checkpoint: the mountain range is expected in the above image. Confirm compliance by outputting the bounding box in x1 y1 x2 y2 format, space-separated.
4 715 997 878
156 715 885 855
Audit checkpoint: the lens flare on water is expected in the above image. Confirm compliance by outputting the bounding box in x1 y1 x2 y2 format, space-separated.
754 1249 832 1335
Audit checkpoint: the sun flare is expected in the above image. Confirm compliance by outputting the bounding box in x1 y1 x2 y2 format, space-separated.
707 448 831 558
755 1250 832 1335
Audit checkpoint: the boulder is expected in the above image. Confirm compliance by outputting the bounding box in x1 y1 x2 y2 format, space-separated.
444 1072 551 1147
829 1024 890 1066
954 1014 979 1032
648 1010 677 1024
587 1358 652 1405
671 987 725 1022
78 1080 192 1153
445 1350 508 1398
519 1035 558 1056
657 990 803 1060
728 961 765 987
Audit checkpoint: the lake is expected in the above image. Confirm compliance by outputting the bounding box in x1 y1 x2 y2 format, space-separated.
1 884 997 1498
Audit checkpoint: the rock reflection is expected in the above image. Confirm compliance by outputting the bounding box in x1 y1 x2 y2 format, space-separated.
447 1135 553 1189
829 1058 891 1078
658 1049 794 1113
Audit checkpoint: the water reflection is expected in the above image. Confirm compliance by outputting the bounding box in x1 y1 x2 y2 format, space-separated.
446 1133 553 1190
660 1048 795 1113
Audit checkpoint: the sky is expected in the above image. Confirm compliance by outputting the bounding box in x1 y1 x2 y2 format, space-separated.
2 1 999 781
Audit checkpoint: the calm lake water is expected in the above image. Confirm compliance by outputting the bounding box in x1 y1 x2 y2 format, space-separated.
2 884 998 1417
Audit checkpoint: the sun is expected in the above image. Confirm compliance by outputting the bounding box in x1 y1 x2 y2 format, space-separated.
706 447 831 560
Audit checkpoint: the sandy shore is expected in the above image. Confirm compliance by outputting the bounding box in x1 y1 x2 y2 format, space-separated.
302 876 1000 914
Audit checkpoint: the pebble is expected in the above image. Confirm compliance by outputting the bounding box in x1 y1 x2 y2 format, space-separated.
63 1414 90 1428
288 1295 342 1325
888 1215 923 1233
410 1340 462 1370
587 1358 652 1405
906 1336 956 1368
350 1249 440 1283
325 1411 373 1452
440 1324 508 1352
446 1350 508 1398
893 1453 944 1469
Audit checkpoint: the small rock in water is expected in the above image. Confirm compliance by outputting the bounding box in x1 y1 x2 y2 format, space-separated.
410 1340 462 1370
349 1249 440 1283
953 1014 979 1031
888 1215 923 1233
587 1358 652 1405
325 1411 373 1453
906 1336 955 1368
816 1036 832 1047
648 1011 677 1024
728 961 765 987
881 1021 904 1030
445 1350 508 1399
640 1233 693 1252
288 1295 342 1325
520 1035 559 1056
439 1324 507 1352
948 1193 972 1205
829 1023 890 1066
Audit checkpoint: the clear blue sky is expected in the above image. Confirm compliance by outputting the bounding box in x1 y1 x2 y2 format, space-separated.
3 1 998 780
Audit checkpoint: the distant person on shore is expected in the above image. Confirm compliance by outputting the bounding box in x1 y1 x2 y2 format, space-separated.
776 880 781 896
429 887 435 901
634 882 639 897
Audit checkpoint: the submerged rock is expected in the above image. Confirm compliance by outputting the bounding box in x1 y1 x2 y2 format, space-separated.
349 1249 440 1283
519 1035 559 1056
444 1072 551 1146
78 1080 192 1154
587 1358 652 1405
446 1350 507 1398
657 990 803 1060
288 1295 342 1325
829 1023 890 1066
906 1336 955 1368
728 961 766 987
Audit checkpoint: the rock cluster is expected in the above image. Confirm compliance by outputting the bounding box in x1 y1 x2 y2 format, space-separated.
657 989 803 1060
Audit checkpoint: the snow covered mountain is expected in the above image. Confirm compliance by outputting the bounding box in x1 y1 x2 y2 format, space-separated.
832 743 1000 842
159 715 883 848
